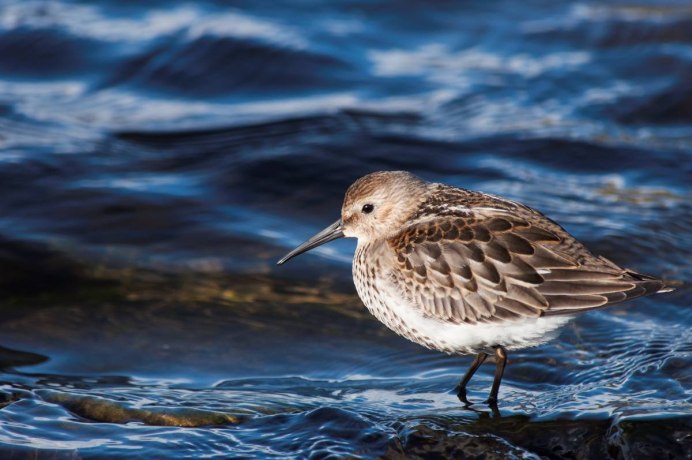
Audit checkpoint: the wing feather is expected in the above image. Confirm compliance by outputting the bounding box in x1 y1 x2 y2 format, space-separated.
386 195 668 325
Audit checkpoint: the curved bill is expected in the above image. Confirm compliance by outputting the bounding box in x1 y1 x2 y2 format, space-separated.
276 219 344 265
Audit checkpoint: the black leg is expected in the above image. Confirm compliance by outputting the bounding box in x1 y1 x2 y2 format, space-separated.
455 352 488 405
485 346 507 406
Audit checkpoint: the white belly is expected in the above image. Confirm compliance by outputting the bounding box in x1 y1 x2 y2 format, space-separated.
352 242 572 354
368 290 570 354
353 264 571 355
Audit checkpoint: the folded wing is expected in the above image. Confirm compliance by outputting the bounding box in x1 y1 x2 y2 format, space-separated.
387 207 667 324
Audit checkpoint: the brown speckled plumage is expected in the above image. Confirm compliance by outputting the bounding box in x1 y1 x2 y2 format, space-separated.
277 170 672 405
382 182 665 326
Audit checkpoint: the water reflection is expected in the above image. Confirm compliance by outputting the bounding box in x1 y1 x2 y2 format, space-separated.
0 0 689 457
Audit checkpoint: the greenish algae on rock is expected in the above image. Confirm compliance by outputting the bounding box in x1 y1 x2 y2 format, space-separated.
38 390 245 427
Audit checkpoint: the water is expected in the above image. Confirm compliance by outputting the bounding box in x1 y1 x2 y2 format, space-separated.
0 0 690 458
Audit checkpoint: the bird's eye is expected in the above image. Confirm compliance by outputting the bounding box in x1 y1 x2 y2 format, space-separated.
361 204 374 214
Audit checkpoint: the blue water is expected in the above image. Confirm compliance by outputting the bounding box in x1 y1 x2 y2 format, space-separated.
0 1 690 458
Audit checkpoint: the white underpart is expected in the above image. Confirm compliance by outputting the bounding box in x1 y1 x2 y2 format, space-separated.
354 263 571 354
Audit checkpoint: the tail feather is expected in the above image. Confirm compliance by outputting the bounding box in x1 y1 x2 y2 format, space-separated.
624 270 674 297
541 268 673 317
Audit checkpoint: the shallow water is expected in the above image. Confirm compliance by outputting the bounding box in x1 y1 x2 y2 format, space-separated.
0 0 690 458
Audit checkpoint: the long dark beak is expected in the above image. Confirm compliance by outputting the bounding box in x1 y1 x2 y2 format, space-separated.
276 219 344 265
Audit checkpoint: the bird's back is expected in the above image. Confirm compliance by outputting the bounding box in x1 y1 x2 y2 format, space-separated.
361 183 669 328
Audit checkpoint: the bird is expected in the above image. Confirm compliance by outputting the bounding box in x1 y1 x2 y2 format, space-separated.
276 170 671 407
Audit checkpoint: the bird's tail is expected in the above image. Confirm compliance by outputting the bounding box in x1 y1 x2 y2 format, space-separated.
624 270 675 298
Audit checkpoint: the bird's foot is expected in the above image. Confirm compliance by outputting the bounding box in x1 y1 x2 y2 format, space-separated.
454 386 473 406
483 396 498 407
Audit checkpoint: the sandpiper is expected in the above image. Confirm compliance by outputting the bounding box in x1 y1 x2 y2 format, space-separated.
277 171 671 406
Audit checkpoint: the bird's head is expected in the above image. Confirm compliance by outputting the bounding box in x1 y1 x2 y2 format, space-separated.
277 170 427 265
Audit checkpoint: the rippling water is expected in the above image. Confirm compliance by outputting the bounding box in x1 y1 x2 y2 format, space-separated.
0 1 690 458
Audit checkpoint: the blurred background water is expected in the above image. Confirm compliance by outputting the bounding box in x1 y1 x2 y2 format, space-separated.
0 0 690 458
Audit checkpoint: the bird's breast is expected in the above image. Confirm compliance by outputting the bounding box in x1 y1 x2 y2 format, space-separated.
353 244 408 334
353 242 457 351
